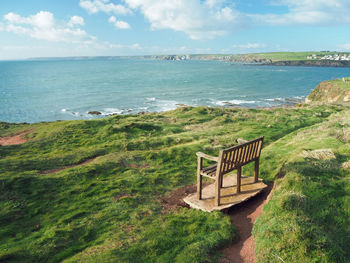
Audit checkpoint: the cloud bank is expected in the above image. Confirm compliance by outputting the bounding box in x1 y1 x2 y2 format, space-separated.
79 0 350 40
2 11 95 43
253 0 350 25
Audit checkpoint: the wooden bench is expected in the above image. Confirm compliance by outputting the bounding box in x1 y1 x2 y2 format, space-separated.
196 136 264 206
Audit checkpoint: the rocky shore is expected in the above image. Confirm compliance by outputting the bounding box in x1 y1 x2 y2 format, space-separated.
263 60 350 67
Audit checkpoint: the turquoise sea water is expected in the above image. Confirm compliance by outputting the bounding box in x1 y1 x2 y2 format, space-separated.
1 58 350 123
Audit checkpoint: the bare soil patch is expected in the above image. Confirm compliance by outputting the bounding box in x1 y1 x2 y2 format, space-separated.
219 183 273 263
0 130 32 146
159 183 209 212
114 194 132 201
41 157 98 174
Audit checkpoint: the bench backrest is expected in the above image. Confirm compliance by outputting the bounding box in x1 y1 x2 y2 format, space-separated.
219 136 264 175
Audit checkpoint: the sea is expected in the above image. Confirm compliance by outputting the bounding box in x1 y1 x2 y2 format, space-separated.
1 58 350 123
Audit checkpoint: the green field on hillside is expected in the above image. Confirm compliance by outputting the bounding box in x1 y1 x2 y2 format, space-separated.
244 52 338 61
1 104 349 262
329 78 350 91
189 51 350 62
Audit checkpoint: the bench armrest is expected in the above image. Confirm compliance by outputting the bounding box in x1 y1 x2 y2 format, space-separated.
196 152 218 162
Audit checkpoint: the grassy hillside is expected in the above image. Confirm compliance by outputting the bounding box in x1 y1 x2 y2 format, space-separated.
240 52 346 62
1 104 349 262
187 52 350 65
307 78 350 103
253 108 350 262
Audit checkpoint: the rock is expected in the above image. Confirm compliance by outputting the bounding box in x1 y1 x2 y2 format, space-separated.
301 149 336 160
88 111 102 115
342 161 350 170
236 138 248 145
175 103 189 107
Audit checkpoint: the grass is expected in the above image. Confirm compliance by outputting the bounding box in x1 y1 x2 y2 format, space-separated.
253 109 350 262
329 78 350 91
0 104 349 262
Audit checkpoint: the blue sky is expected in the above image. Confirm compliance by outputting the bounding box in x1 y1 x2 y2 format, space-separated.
0 0 350 59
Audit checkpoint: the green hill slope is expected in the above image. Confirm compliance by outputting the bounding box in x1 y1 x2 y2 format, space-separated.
307 78 350 104
1 104 349 262
253 108 350 262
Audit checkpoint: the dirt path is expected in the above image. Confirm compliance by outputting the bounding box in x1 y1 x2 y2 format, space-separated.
219 183 273 263
0 130 31 146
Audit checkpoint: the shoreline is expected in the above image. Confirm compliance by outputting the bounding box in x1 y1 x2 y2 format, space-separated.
0 100 305 125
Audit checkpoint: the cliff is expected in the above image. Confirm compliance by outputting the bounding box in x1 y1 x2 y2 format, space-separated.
306 78 350 103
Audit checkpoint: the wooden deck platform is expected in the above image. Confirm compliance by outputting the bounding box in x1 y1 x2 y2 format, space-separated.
184 175 267 212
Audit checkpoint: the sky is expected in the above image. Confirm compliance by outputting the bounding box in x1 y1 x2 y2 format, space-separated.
0 0 350 59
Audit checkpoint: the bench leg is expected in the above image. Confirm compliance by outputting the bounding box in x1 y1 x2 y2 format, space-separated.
215 176 220 206
197 157 203 200
254 160 259 183
237 166 241 193
197 173 202 200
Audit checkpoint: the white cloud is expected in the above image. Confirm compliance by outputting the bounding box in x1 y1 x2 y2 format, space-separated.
123 0 245 39
78 0 350 41
68 16 85 27
108 16 131 29
254 0 350 25
80 0 131 15
5 11 54 28
3 11 95 44
232 43 266 49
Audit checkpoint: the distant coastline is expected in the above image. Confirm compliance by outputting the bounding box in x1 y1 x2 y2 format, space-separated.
154 51 350 68
25 51 350 68
261 60 350 67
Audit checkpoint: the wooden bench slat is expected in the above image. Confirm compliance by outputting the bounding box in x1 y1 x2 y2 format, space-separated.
200 164 217 178
250 141 257 160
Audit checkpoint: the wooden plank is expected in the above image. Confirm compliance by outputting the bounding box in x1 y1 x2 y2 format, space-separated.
250 141 257 161
243 143 251 164
184 175 268 212
236 146 243 166
230 149 236 171
222 150 230 173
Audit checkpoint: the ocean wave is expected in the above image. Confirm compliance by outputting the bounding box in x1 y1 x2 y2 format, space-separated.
265 97 284 102
60 109 84 117
213 99 256 106
293 96 305 100
145 97 182 112
100 108 124 115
